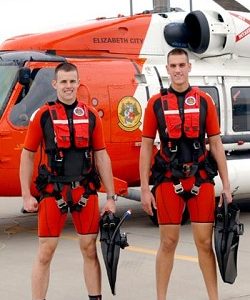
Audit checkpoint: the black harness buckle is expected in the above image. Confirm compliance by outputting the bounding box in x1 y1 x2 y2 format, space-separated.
78 195 88 207
54 152 63 162
190 184 200 196
173 182 184 194
193 141 200 150
182 164 191 177
71 181 81 189
169 145 178 152
56 198 68 214
70 194 89 212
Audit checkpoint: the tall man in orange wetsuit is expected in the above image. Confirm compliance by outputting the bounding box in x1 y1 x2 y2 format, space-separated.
139 48 232 300
20 62 116 300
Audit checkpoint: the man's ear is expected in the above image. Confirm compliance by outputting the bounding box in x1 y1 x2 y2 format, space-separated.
166 65 170 75
51 79 57 90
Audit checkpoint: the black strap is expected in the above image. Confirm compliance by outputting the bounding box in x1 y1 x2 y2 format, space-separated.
39 180 96 214
154 66 164 90
171 168 212 201
89 296 102 300
70 185 94 212
39 183 68 214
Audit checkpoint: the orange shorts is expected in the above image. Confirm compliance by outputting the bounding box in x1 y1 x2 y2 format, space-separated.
155 177 216 225
38 185 100 237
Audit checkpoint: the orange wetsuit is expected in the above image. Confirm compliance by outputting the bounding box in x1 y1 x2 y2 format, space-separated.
24 100 105 237
142 86 220 224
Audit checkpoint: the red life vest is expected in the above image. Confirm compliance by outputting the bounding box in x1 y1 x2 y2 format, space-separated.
48 101 89 149
161 88 200 139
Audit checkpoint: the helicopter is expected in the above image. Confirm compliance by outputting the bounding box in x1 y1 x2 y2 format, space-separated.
0 0 250 203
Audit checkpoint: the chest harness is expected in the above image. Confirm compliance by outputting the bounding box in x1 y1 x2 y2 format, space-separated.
35 101 100 213
151 88 217 200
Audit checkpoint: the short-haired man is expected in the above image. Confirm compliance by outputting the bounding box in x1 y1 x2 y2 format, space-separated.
20 62 116 300
140 48 232 300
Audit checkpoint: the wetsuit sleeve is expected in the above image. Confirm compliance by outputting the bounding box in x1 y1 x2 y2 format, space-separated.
89 107 106 151
142 95 159 139
205 94 220 137
23 108 45 152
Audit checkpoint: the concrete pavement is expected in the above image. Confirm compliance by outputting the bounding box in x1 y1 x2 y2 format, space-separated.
0 196 250 299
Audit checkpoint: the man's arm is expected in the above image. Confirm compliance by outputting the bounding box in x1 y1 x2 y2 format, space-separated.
19 149 38 212
208 134 232 203
94 149 116 213
139 137 156 215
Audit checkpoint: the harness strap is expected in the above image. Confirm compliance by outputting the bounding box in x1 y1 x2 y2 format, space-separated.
39 187 68 214
39 181 96 214
171 171 212 201
163 139 202 178
70 184 95 212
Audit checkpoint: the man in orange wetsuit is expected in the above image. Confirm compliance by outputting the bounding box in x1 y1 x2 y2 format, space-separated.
139 48 232 300
20 62 116 300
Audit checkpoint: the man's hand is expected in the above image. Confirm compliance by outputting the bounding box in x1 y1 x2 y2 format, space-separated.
141 189 157 216
23 195 38 212
218 188 233 206
101 199 116 215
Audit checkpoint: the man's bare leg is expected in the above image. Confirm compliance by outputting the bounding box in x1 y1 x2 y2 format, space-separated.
156 225 180 300
32 237 58 300
192 223 218 300
79 234 101 296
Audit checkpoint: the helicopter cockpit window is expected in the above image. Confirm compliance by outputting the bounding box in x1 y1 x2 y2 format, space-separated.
0 64 19 118
232 87 250 132
9 68 56 127
198 86 220 122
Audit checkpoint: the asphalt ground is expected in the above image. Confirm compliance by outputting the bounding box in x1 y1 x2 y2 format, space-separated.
0 195 250 300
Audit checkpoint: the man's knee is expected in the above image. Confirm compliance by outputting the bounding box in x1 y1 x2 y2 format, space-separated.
37 241 57 265
160 236 179 252
80 237 97 259
196 237 213 253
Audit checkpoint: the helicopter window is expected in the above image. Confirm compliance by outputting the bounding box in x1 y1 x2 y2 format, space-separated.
198 86 220 121
232 87 250 132
9 68 56 127
0 64 19 118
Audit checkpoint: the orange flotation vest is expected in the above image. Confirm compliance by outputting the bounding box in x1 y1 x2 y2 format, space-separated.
48 101 89 149
161 87 200 139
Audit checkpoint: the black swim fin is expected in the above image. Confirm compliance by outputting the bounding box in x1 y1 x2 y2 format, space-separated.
100 210 131 295
214 194 244 284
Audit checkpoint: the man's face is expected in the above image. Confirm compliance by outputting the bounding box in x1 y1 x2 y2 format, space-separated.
52 70 80 104
166 53 191 90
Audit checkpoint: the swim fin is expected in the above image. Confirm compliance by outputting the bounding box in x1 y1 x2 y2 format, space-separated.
214 194 244 284
100 210 131 295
